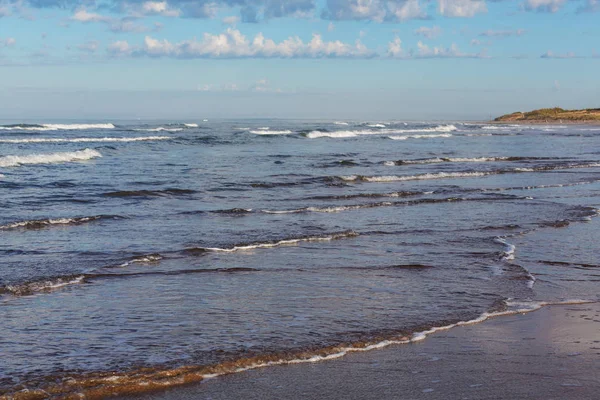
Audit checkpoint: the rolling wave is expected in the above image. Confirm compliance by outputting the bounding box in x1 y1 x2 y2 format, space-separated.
340 162 600 183
0 123 114 131
0 136 171 143
0 149 101 168
249 130 293 135
184 230 359 254
387 156 558 165
306 125 458 139
103 188 196 198
134 127 183 132
9 298 592 398
0 215 124 230
387 133 453 140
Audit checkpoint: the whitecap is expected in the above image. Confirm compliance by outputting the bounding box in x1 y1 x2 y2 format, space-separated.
0 136 171 144
0 149 101 168
249 130 293 135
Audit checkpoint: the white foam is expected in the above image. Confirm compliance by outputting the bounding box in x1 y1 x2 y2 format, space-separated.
388 133 453 140
0 149 101 168
4 275 86 296
249 130 293 135
333 121 349 125
0 136 171 144
308 125 458 139
388 157 507 165
184 123 198 128
0 123 115 131
119 254 163 268
200 231 358 252
134 127 183 132
197 298 595 383
340 171 489 183
494 237 516 261
367 123 386 128
0 216 105 230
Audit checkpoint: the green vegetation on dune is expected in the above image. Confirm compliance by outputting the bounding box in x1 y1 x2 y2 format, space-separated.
495 107 600 122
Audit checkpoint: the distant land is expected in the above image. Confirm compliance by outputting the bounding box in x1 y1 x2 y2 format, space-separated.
494 107 600 123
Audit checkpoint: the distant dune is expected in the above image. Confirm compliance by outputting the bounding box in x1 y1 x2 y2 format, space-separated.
495 107 600 122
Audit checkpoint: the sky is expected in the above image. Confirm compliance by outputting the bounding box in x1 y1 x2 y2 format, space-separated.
0 0 599 120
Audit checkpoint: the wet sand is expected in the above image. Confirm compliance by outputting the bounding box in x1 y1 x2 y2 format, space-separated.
122 303 600 400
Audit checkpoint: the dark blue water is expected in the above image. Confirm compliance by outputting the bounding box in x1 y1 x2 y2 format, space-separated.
1 121 599 397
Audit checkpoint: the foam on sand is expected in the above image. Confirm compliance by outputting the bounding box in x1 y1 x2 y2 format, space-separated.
0 149 101 168
12 298 593 399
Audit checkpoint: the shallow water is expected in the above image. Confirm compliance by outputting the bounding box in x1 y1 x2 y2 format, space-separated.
1 120 599 396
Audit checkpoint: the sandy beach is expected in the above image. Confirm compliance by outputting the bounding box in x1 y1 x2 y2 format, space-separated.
121 302 600 400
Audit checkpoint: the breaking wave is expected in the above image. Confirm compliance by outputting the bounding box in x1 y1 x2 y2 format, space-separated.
388 133 453 140
0 123 115 131
6 298 592 398
0 136 171 144
340 172 489 183
340 162 600 183
306 125 458 139
249 130 293 135
1 275 87 296
103 188 196 198
0 149 101 168
134 127 183 132
0 215 124 230
185 230 359 254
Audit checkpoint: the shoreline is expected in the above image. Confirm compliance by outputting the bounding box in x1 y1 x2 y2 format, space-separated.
481 120 600 126
121 301 600 400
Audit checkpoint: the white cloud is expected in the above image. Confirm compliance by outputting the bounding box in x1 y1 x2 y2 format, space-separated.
324 0 426 22
479 29 526 37
140 1 181 17
71 9 112 23
524 0 566 13
222 15 240 25
540 50 576 58
251 79 270 92
77 40 99 53
134 29 375 58
387 36 403 57
0 6 11 18
438 0 487 17
413 40 485 58
1 37 16 47
327 22 335 32
107 40 133 56
414 26 442 39
109 19 151 33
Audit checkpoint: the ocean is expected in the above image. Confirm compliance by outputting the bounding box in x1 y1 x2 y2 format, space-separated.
1 120 599 398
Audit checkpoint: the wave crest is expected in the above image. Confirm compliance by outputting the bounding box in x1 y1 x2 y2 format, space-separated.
0 149 101 168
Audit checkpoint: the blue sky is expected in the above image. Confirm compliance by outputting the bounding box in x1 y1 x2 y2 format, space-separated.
0 0 598 120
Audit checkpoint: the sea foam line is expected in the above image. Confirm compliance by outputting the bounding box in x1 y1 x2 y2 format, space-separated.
0 136 171 143
0 123 115 131
0 215 122 230
20 299 593 399
249 130 293 135
340 171 489 183
0 149 101 168
307 125 457 139
187 231 359 253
